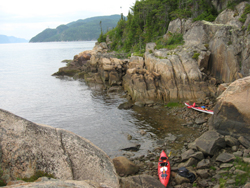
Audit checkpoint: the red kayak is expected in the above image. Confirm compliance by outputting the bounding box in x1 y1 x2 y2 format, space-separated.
158 150 171 187
185 102 214 115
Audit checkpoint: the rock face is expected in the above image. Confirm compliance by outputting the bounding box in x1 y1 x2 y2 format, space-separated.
53 2 250 105
0 109 119 187
209 76 250 137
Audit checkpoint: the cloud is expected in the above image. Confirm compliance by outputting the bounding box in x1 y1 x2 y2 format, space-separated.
0 0 135 40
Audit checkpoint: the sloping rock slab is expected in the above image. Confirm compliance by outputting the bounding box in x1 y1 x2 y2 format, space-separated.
216 153 236 163
0 109 119 188
193 130 226 155
209 76 250 138
120 175 166 188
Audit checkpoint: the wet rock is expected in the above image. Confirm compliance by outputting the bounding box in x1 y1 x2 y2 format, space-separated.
193 130 226 155
197 159 210 169
139 130 147 136
165 133 177 142
238 136 250 148
216 153 236 163
112 156 139 177
121 144 141 152
118 102 134 110
119 174 165 188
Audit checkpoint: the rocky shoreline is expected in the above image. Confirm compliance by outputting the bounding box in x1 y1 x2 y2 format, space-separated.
1 1 250 188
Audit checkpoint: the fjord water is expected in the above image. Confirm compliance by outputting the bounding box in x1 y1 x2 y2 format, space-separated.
0 41 194 158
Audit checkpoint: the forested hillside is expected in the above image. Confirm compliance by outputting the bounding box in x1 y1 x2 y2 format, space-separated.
29 15 121 42
99 0 245 53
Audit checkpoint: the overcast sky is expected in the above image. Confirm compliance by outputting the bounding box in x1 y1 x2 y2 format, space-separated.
0 0 135 40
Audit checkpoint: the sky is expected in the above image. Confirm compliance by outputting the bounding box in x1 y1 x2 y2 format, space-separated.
0 0 136 40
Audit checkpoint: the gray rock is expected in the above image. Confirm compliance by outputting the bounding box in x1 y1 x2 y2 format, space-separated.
227 179 236 184
220 163 234 168
172 172 190 185
193 130 226 155
197 159 210 169
165 133 177 142
232 145 238 152
196 169 209 179
225 135 239 146
239 136 250 148
190 151 204 161
216 153 236 163
112 156 139 177
235 169 247 175
209 77 250 138
233 151 243 157
243 158 250 163
0 109 119 187
178 158 198 168
5 179 99 188
120 174 166 188
181 149 195 161
243 182 250 188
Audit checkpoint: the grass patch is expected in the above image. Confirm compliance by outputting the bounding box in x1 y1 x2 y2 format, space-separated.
234 157 250 186
22 170 55 182
165 102 184 108
217 157 250 187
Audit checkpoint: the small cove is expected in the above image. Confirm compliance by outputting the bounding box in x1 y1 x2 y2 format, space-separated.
0 41 199 158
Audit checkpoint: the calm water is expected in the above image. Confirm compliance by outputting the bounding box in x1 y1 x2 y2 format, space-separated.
0 41 195 158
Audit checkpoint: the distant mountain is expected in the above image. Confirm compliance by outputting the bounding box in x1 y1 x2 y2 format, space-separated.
30 15 122 42
0 35 28 44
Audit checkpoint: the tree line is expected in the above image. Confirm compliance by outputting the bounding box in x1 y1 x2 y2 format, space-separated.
98 0 244 53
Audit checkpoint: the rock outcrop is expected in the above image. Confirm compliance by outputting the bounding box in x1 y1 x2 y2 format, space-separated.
0 109 119 187
209 76 250 137
123 44 217 103
53 3 250 105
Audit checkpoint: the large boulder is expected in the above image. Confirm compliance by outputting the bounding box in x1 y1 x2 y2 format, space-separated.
193 130 226 156
0 109 119 187
209 76 250 137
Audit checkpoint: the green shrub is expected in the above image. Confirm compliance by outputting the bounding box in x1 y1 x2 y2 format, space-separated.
155 33 184 50
192 53 200 60
239 4 250 23
22 170 55 182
